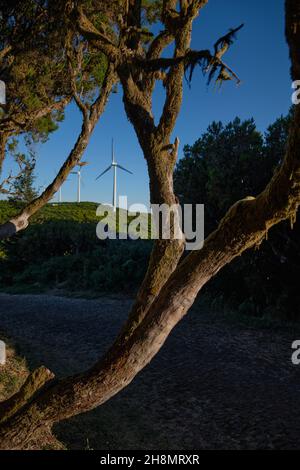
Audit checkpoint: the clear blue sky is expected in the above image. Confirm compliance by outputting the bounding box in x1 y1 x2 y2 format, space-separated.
3 0 292 208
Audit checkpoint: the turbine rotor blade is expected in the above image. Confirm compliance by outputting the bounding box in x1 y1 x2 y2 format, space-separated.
116 164 133 175
95 165 112 180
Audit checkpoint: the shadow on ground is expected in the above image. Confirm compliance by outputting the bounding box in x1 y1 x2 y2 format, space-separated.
0 293 300 450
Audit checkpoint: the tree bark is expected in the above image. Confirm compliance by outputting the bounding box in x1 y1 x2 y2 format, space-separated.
116 0 198 336
117 146 185 341
0 132 8 175
0 367 54 425
0 65 299 452
0 65 117 240
0 0 298 450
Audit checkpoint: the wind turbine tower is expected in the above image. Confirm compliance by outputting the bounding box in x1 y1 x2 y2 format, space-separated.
96 139 133 211
71 162 88 203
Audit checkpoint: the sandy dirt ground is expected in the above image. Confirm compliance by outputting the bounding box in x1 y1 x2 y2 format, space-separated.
0 292 300 450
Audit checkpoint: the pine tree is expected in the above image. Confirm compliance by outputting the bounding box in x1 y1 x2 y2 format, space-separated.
9 155 38 204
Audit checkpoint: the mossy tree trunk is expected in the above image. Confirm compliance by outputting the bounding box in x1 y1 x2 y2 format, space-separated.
0 0 299 449
0 65 117 239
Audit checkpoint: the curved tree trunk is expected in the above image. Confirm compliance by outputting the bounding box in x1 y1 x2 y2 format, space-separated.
117 144 185 341
0 98 299 449
0 65 117 240
0 0 298 450
116 0 193 336
0 132 8 175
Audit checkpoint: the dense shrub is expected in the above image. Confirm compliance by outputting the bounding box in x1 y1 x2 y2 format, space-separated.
0 215 152 293
175 112 300 320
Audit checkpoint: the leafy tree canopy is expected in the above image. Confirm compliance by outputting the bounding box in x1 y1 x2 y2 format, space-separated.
174 112 292 235
0 0 110 147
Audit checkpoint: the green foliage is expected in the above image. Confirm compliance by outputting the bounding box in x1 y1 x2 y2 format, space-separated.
0 107 298 321
0 202 152 294
175 117 267 233
0 0 109 148
142 0 162 24
8 154 38 204
0 0 71 140
0 201 101 224
174 111 300 320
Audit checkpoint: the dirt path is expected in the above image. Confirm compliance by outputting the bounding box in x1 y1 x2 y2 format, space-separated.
0 293 300 450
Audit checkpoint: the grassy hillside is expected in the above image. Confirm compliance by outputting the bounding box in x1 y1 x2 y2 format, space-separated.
0 201 102 224
0 200 152 235
0 201 152 295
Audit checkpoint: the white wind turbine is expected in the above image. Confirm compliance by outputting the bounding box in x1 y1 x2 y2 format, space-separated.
57 186 62 203
71 162 88 203
54 172 63 203
95 139 133 211
57 183 68 203
52 169 70 204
